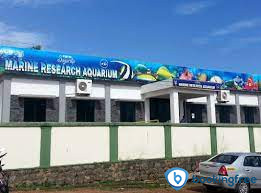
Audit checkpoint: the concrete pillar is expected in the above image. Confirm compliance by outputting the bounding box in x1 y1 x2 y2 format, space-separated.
207 94 216 124
179 98 185 122
170 90 179 123
105 84 111 122
59 81 66 122
2 78 11 123
235 94 241 124
258 94 261 123
144 98 150 122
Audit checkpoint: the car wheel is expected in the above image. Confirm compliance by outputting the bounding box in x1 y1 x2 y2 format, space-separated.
237 182 249 193
0 186 8 193
203 184 217 192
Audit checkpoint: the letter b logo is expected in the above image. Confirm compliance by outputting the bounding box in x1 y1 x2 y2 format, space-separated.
174 172 182 184
165 168 189 191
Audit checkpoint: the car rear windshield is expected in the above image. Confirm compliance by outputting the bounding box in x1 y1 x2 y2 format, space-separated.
210 154 238 164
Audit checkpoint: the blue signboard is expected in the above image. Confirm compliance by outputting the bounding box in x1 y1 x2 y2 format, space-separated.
173 79 222 90
0 46 260 92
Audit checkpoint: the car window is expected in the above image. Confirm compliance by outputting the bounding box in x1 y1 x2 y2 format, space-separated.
244 156 261 167
210 154 238 164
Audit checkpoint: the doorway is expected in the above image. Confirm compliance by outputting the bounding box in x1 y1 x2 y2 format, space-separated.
187 104 206 123
150 98 170 122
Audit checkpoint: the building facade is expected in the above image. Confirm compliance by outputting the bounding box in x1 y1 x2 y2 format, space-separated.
0 46 261 124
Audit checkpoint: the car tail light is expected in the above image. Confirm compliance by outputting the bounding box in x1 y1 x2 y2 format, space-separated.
218 165 228 176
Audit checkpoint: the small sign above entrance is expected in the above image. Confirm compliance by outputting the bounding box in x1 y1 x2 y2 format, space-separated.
173 79 222 90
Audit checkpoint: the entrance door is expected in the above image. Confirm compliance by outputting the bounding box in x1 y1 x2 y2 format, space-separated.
24 98 46 122
76 100 95 122
189 104 203 123
150 98 170 122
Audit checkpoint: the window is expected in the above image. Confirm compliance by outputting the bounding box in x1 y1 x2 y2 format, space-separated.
244 107 255 124
24 98 46 122
210 154 238 164
76 100 95 122
219 106 231 123
120 102 136 122
244 156 261 167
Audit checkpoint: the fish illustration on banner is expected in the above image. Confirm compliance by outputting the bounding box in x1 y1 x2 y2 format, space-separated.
0 46 260 92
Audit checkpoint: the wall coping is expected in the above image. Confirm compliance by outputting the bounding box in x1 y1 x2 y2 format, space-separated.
0 122 261 127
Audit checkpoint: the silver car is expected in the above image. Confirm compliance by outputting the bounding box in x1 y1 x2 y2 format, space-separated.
198 152 261 193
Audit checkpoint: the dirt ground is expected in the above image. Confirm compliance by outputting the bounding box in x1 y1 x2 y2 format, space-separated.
11 184 224 193
12 182 261 193
12 183 261 193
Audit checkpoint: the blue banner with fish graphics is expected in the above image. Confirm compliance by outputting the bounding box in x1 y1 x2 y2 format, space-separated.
0 46 260 92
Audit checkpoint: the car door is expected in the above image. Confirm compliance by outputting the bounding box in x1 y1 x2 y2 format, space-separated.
257 156 261 188
243 156 261 188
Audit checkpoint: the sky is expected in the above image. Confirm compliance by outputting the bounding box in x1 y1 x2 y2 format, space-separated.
0 0 261 73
